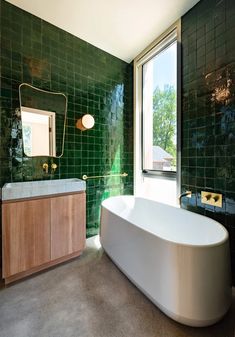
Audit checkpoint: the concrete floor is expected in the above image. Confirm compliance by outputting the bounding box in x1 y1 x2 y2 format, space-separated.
0 236 234 337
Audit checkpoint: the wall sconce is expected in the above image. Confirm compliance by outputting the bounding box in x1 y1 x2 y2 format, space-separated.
76 114 95 131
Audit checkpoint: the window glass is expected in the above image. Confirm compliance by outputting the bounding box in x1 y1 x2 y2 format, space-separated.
142 41 177 172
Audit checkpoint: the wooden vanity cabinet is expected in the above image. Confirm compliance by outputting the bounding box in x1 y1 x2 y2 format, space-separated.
51 194 85 260
3 198 51 278
2 192 86 284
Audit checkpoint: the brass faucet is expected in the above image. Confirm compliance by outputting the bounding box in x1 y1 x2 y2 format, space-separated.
51 163 57 173
42 163 49 174
178 191 192 205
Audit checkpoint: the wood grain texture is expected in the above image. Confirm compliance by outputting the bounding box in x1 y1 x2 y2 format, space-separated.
4 250 83 285
51 193 86 260
2 192 86 283
2 198 51 278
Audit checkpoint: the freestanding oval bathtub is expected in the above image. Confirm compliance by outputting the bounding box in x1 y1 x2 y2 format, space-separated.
100 195 231 327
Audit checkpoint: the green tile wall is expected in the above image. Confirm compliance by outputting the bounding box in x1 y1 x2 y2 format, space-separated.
181 0 235 282
0 0 133 242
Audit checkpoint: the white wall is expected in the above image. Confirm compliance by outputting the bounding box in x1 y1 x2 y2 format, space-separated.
135 175 177 206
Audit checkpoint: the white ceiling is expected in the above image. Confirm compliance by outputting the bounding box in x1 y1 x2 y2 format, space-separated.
6 0 200 62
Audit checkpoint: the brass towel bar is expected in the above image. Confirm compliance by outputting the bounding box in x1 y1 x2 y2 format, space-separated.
82 172 128 180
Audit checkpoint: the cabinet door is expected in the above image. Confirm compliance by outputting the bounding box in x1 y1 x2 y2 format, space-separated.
51 193 86 260
2 199 51 278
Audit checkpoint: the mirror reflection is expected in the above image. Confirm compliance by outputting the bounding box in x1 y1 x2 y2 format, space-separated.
19 83 67 158
21 107 56 157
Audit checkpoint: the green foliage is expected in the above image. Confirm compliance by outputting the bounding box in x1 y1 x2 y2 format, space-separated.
153 85 176 161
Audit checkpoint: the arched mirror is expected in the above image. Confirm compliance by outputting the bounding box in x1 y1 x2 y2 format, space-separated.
19 83 67 158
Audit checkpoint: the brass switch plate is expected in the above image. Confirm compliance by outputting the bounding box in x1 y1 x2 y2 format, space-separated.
201 191 223 208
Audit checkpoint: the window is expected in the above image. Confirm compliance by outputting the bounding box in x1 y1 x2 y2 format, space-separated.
135 26 180 178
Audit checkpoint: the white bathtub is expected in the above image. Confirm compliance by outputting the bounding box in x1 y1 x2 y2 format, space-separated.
100 195 232 327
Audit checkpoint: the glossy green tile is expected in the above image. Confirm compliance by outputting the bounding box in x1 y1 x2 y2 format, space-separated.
182 0 235 283
0 0 133 241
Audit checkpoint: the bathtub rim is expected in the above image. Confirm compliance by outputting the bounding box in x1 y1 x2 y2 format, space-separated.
101 195 229 249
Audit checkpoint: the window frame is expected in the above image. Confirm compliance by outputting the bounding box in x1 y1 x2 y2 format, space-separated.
134 21 181 183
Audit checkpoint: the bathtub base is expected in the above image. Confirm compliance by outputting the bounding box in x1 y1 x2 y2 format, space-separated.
104 249 230 327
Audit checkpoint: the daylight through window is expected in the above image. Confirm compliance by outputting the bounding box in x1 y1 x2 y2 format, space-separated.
142 34 177 173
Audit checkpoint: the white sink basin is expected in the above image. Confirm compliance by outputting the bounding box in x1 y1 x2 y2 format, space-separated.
1 178 86 201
